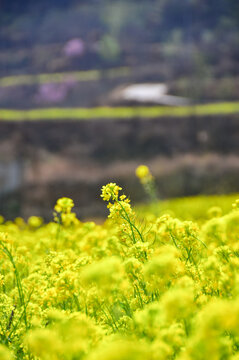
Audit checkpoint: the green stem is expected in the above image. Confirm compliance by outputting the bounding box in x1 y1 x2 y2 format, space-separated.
0 241 29 330
169 229 179 248
113 193 145 243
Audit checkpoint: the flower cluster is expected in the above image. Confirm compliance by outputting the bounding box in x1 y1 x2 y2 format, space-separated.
54 197 78 227
101 183 122 202
0 186 238 359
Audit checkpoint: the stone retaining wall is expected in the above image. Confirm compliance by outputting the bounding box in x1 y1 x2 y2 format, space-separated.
0 114 239 219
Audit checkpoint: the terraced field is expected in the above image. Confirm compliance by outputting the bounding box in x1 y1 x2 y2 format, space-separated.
1 101 239 121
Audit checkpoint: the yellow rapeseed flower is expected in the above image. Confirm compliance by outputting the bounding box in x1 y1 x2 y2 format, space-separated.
101 183 122 201
135 165 149 179
54 197 74 213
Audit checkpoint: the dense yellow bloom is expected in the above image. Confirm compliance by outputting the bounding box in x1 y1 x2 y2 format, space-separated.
232 198 239 210
81 257 124 288
143 245 184 291
207 206 222 219
0 188 238 359
87 339 153 360
0 345 14 360
28 216 43 228
25 328 63 360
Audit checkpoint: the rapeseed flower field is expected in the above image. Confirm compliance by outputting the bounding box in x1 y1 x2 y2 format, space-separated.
0 183 239 359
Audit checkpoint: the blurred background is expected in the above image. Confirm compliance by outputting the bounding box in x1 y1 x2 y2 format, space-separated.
1 0 239 220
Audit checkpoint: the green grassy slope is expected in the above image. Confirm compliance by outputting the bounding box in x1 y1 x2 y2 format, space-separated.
137 193 239 222
0 67 130 87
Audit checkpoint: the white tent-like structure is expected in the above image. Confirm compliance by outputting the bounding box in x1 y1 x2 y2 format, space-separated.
110 83 190 106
